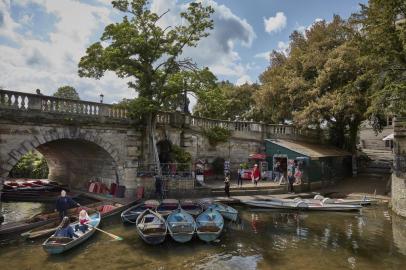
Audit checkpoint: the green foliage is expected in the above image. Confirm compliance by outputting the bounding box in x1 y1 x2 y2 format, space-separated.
256 16 369 151
351 0 406 128
53 86 80 100
171 144 192 171
78 0 214 118
211 157 225 175
9 151 49 179
202 126 231 147
193 81 259 120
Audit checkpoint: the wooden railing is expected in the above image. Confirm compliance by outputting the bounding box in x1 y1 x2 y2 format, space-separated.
0 89 127 119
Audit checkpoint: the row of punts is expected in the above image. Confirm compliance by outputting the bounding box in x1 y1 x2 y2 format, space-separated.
122 199 238 245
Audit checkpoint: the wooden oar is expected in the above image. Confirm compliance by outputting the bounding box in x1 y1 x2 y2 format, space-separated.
89 225 123 241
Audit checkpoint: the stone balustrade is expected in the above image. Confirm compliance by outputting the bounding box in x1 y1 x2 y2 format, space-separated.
0 89 318 141
0 89 127 119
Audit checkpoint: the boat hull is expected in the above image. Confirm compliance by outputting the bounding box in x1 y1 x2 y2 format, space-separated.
196 209 224 242
208 203 238 221
167 209 196 243
136 209 167 245
42 212 101 254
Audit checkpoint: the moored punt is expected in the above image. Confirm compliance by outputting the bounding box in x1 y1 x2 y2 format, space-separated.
42 211 101 254
121 200 160 224
0 203 86 237
22 202 125 239
196 208 224 242
157 199 179 218
180 200 203 217
166 208 196 243
311 195 378 206
242 199 362 212
0 190 79 203
136 209 167 245
207 202 238 221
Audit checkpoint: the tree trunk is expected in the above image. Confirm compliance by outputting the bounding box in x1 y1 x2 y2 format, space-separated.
146 113 161 175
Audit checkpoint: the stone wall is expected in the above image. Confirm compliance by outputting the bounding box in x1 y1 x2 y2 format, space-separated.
392 117 406 217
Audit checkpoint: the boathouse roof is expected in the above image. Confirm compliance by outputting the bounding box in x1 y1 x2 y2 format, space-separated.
265 139 351 159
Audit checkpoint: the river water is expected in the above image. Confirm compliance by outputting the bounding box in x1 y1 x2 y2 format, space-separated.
0 203 405 270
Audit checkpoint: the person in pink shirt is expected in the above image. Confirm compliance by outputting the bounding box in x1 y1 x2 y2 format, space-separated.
251 164 260 186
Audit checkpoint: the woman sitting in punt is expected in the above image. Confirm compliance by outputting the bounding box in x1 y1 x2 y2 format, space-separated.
75 209 91 233
55 216 78 238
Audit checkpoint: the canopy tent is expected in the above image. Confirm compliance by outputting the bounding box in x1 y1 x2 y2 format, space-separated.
382 133 394 141
249 153 266 160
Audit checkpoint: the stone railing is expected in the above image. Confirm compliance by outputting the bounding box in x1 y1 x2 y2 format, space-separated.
0 89 319 141
0 89 127 119
156 111 319 141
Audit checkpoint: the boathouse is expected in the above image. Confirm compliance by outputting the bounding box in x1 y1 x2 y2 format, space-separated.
264 139 352 183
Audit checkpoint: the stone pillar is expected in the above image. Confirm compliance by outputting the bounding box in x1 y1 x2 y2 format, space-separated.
392 117 406 217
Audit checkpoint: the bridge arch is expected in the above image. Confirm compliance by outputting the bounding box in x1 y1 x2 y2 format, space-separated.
3 128 123 188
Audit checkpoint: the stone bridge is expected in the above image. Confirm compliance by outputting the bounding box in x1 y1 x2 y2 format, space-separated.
0 89 318 197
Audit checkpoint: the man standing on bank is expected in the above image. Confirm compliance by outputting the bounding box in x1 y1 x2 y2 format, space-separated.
55 190 80 221
237 164 244 187
224 172 231 197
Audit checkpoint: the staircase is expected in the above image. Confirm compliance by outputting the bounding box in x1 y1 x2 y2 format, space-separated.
359 149 393 178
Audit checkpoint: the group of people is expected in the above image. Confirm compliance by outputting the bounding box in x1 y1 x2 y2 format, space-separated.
54 190 91 239
224 163 261 197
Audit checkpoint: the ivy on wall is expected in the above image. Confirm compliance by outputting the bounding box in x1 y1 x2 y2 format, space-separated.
202 126 231 147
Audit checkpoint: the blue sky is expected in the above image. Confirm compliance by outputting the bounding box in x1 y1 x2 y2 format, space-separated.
0 0 367 104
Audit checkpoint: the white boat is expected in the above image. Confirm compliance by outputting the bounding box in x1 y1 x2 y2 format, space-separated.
311 195 378 206
242 199 362 212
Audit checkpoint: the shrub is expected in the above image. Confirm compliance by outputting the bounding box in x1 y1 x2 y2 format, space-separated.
202 126 231 147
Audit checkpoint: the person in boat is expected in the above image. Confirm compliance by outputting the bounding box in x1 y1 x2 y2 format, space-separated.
224 172 231 197
55 190 80 221
75 209 90 233
251 164 260 186
55 216 78 238
237 164 244 187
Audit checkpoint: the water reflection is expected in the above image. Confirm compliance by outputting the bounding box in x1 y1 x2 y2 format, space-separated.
0 204 405 270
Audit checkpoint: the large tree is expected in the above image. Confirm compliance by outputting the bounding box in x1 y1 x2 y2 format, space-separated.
351 0 406 130
53 86 80 100
78 0 214 169
256 16 369 150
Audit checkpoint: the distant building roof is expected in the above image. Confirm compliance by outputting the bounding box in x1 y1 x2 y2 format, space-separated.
265 139 351 158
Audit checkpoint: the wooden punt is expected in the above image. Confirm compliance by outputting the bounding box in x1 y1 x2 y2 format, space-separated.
42 212 101 254
121 200 160 224
180 200 203 217
22 202 125 239
156 199 179 218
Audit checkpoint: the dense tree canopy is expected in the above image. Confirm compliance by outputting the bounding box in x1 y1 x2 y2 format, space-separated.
193 81 259 120
53 86 80 100
78 0 214 166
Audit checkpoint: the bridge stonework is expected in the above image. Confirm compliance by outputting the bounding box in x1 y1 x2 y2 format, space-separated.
0 89 319 198
392 117 406 217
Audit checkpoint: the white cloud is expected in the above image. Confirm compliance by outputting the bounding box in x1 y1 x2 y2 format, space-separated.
0 0 133 102
296 18 325 35
236 74 252 86
254 51 271 61
264 12 287 33
277 41 289 54
0 0 254 104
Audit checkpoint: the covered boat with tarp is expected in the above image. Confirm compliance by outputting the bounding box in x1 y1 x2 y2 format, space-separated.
180 199 203 216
